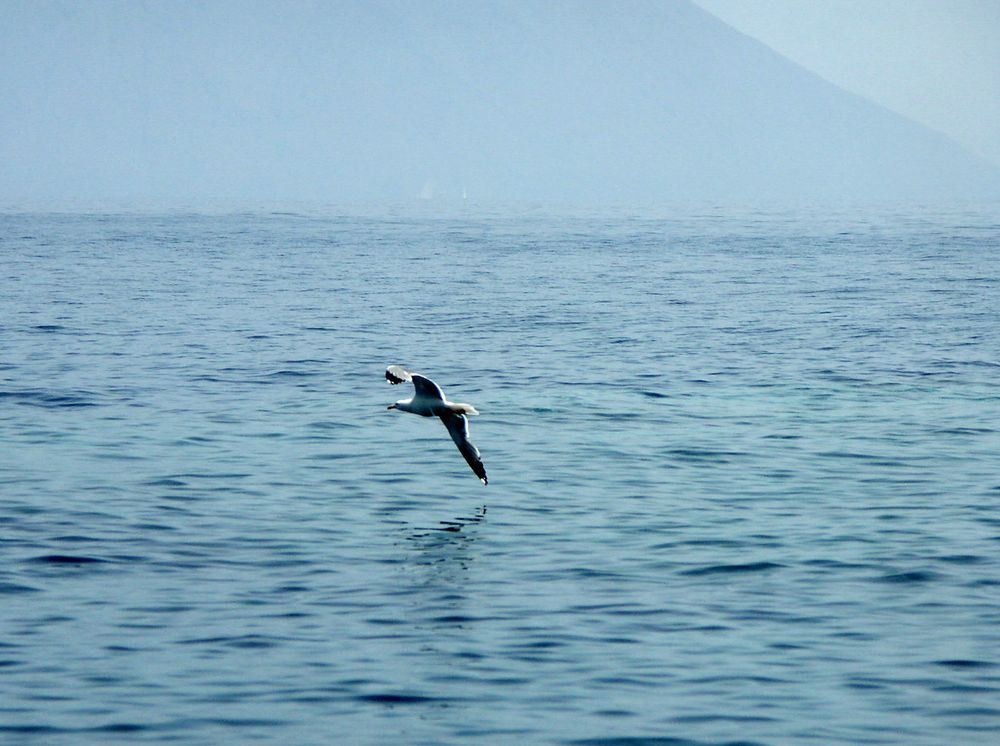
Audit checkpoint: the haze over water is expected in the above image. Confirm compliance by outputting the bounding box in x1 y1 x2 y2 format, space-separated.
3 204 999 744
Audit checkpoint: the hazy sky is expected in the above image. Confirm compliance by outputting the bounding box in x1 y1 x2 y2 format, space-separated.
2 0 997 207
694 0 1000 167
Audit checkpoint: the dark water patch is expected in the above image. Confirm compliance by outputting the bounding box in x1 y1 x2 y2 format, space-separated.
934 659 996 670
105 553 148 563
30 324 66 332
816 371 869 384
309 419 361 430
178 634 281 649
936 706 1000 718
264 369 319 378
680 561 784 576
934 683 999 694
935 427 995 435
665 448 748 462
130 522 175 532
50 535 102 546
674 715 778 724
0 726 65 735
601 607 673 618
567 738 767 746
845 676 886 690
264 611 314 620
670 538 748 548
157 495 201 507
936 554 985 565
1 719 288 735
957 360 1000 368
803 558 874 570
816 450 903 464
164 472 251 480
687 674 789 686
356 693 447 705
405 507 487 537
592 675 660 688
175 435 217 445
36 614 74 624
28 554 107 565
0 582 41 593
189 374 232 383
96 723 149 733
450 726 540 739
431 614 489 624
0 389 99 408
305 452 356 461
366 617 407 626
571 567 628 579
511 639 566 650
876 570 942 584
594 412 638 420
94 451 146 461
144 477 188 487
128 603 193 614
272 584 310 594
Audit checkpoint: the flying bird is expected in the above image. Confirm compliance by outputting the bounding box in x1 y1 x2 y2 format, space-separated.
385 365 488 484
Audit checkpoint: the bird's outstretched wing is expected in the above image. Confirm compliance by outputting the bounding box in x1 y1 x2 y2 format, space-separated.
411 374 445 401
385 365 412 385
439 412 488 485
386 365 445 401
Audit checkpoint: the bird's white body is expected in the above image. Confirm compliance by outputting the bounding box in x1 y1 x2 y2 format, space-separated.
391 392 478 418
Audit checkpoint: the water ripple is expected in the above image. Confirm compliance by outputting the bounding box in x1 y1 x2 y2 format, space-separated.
3 208 1000 746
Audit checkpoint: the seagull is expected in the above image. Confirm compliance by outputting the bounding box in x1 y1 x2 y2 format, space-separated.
385 365 488 484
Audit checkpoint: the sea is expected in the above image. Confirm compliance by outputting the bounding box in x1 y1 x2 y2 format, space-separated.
2 203 999 745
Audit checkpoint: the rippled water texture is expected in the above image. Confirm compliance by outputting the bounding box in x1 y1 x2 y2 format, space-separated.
2 205 999 744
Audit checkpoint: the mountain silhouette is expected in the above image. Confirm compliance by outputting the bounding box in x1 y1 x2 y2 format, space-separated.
3 0 997 204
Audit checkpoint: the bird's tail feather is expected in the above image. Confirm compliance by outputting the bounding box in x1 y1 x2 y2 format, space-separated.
447 402 479 415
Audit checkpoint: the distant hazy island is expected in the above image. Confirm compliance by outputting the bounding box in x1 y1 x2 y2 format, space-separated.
2 0 998 207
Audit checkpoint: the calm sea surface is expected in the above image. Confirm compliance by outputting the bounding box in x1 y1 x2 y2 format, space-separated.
2 205 999 745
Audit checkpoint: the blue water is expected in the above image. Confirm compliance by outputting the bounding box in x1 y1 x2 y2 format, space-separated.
2 205 999 745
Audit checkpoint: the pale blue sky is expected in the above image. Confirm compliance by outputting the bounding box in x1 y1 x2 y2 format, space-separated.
1 0 997 207
695 0 1000 167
